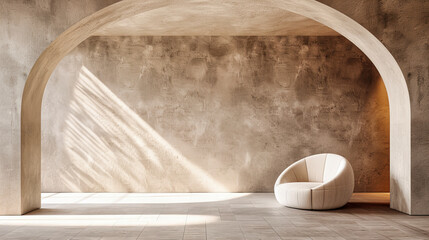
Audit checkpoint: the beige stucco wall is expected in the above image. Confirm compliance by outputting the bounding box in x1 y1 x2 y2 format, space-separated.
41 36 389 193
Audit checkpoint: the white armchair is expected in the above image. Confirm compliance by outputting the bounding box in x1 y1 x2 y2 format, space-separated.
274 153 354 210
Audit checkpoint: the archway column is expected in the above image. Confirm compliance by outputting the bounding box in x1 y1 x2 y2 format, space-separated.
16 0 412 215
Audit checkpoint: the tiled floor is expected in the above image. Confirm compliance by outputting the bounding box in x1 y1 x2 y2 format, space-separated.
0 193 428 240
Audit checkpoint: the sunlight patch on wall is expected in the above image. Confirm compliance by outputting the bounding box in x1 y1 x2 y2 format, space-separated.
61 66 227 192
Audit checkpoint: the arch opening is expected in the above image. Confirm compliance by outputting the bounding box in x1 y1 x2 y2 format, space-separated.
21 0 411 214
41 35 390 194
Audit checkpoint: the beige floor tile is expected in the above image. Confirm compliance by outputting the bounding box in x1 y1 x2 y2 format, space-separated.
0 193 427 240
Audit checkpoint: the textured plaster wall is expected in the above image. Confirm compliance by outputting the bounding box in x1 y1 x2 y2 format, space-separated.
0 0 119 215
319 0 429 216
41 36 389 193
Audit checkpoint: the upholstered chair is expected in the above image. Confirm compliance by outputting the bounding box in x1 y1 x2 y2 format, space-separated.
274 153 354 210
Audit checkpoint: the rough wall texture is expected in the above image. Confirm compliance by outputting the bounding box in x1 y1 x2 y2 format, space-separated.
319 0 429 216
0 0 120 215
41 36 389 193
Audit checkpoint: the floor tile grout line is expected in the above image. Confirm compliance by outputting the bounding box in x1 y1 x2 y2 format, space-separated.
262 216 283 239
135 214 148 240
389 219 429 237
182 210 188 240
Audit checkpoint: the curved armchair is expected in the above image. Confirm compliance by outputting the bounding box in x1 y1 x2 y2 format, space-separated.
274 153 354 210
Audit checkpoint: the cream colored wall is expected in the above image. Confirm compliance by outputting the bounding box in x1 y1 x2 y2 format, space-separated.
41 36 389 193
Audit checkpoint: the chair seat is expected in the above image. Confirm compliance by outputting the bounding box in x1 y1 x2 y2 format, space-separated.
275 182 322 209
277 182 322 190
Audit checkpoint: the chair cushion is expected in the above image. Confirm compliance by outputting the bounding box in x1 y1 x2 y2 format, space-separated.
275 182 322 209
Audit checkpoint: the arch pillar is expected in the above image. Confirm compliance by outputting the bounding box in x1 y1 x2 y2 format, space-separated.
17 0 411 215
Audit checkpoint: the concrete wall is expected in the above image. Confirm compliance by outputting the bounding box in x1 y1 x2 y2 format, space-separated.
41 36 389 193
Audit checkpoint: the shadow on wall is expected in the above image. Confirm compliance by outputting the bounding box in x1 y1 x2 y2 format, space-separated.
57 66 227 192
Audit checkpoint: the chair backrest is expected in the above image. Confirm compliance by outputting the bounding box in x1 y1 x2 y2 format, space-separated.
323 154 347 182
303 153 347 183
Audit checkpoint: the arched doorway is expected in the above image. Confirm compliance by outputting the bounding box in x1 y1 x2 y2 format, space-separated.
21 0 411 214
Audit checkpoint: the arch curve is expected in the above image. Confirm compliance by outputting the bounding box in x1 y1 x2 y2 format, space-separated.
21 0 411 214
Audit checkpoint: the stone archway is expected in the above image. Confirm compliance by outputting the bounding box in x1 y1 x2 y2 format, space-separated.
21 0 410 214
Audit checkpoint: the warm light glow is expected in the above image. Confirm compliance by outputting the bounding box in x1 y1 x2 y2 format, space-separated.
349 192 390 204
